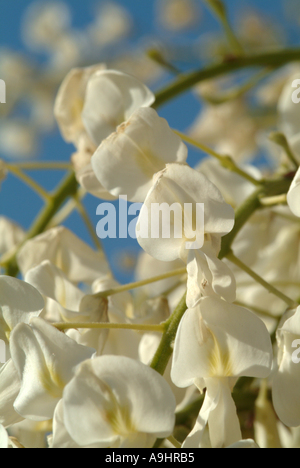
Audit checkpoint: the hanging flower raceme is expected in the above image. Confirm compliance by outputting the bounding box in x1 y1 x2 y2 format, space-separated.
171 297 273 448
54 355 176 448
91 107 188 202
272 306 300 427
136 163 236 308
10 317 95 421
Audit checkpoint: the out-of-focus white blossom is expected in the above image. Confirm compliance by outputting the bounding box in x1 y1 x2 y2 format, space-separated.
278 72 300 140
272 306 300 427
0 121 37 160
21 1 71 52
0 217 24 257
88 2 132 47
188 99 259 162
17 226 109 284
156 0 200 31
60 355 176 448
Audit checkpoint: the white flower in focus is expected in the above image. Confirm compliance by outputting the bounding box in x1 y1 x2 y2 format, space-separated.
0 275 44 344
55 67 155 199
82 70 155 148
171 297 273 448
91 107 188 202
287 167 300 217
17 226 109 284
10 317 95 421
272 306 300 427
61 355 176 448
136 163 235 307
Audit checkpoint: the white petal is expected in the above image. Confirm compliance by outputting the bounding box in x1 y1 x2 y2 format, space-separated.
82 70 155 147
0 360 23 427
91 107 187 202
182 378 220 448
207 378 242 448
136 163 234 262
17 226 109 284
54 64 106 144
287 167 300 217
0 276 44 342
171 298 272 388
0 425 9 449
75 162 117 200
186 250 236 308
63 356 176 447
10 317 95 421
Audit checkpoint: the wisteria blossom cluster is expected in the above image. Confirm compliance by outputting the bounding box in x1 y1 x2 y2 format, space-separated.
3 0 300 451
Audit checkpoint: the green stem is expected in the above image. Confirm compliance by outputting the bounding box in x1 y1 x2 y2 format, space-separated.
150 293 187 376
153 48 300 108
2 171 78 277
53 321 166 333
219 176 293 260
175 130 262 186
204 0 244 56
9 162 73 171
95 267 187 297
6 165 51 201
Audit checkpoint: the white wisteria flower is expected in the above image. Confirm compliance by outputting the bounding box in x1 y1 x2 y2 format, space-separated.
54 64 106 146
171 297 273 448
91 107 188 202
10 317 95 421
0 359 23 428
287 167 300 217
272 306 300 427
59 355 176 448
55 67 155 199
136 163 236 307
16 226 109 284
0 275 44 344
82 70 155 148
25 260 109 353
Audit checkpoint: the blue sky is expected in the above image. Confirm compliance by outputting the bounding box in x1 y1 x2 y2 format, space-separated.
0 0 299 282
